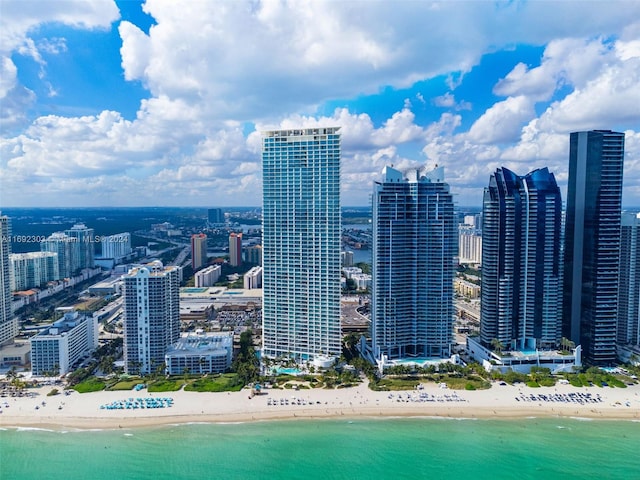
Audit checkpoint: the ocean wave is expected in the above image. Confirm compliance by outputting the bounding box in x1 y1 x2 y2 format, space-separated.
568 416 594 421
13 427 58 432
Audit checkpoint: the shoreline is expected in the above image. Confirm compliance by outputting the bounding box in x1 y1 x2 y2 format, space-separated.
2 381 639 431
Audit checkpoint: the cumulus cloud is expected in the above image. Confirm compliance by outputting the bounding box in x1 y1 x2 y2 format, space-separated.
0 0 119 129
433 92 471 111
494 38 609 100
2 1 640 206
467 96 536 144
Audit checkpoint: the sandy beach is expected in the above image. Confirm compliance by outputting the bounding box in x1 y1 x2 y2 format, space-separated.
1 381 639 430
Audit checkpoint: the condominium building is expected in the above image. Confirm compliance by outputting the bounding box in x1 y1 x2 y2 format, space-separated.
341 251 354 267
481 167 563 352
100 232 132 260
463 214 482 230
10 252 60 291
262 127 342 362
123 261 180 374
165 331 233 375
207 208 224 225
458 227 482 265
618 212 640 349
243 266 263 290
30 310 98 376
228 233 242 267
194 265 221 287
563 130 625 365
244 245 262 265
342 267 371 290
0 214 18 345
371 165 456 362
191 233 208 270
65 223 95 270
41 232 77 278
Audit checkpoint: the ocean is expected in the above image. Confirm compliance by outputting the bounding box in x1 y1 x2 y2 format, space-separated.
2 418 639 479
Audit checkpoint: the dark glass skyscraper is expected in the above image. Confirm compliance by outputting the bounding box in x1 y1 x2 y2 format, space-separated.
617 212 639 349
563 130 625 365
481 168 563 351
372 165 455 361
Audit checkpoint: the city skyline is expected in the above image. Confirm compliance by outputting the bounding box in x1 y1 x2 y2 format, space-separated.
1 1 639 208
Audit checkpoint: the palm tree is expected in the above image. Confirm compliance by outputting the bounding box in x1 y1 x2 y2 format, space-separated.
491 338 504 355
6 366 17 383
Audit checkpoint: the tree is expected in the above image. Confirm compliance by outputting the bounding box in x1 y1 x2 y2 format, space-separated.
342 333 360 362
560 337 575 353
344 278 357 292
232 331 259 384
491 338 504 355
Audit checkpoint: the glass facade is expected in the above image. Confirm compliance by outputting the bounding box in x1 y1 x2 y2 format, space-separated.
261 128 342 361
481 167 562 351
0 214 18 345
617 212 639 348
563 130 625 365
371 165 455 361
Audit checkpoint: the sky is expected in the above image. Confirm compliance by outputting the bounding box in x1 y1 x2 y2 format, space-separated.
0 0 639 208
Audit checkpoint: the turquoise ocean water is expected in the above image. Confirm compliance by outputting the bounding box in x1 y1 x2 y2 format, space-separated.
2 418 639 479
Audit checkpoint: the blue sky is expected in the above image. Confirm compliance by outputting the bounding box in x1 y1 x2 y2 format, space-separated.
1 0 639 207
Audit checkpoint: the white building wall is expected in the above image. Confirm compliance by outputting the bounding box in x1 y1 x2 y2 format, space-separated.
243 266 263 289
194 265 221 287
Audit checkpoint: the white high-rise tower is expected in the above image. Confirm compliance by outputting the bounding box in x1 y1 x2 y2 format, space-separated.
123 261 180 374
0 214 18 345
261 128 342 363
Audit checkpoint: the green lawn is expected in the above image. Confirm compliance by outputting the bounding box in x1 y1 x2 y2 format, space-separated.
374 376 421 391
372 374 490 391
441 375 491 390
147 379 184 392
72 377 106 393
108 379 143 391
184 374 243 392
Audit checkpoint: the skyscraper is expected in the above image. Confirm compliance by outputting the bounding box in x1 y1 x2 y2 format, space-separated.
563 130 625 365
261 127 342 362
191 233 208 270
207 208 224 225
371 165 455 361
617 212 640 349
101 232 132 259
65 223 95 270
228 232 242 267
458 227 482 265
480 167 563 352
0 213 18 345
10 252 60 291
123 261 180 374
244 245 262 265
41 232 76 278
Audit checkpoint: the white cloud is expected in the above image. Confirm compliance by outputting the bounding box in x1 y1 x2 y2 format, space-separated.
0 0 119 128
433 92 471 111
2 1 640 206
494 38 609 101
117 1 640 123
467 96 536 144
